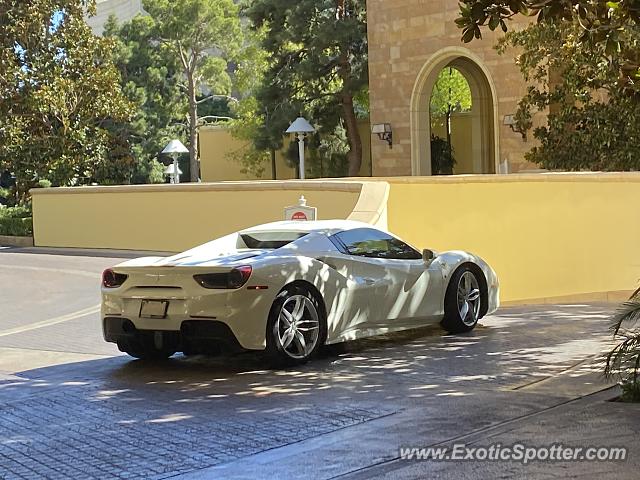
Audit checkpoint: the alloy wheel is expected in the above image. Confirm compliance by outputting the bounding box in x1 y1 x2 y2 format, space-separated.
457 271 481 326
276 294 320 359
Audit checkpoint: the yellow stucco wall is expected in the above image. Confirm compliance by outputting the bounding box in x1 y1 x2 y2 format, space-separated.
199 126 297 182
385 174 640 303
431 114 473 174
199 121 373 182
31 182 362 252
30 173 640 304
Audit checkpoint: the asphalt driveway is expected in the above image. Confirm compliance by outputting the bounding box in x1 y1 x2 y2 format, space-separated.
0 247 637 479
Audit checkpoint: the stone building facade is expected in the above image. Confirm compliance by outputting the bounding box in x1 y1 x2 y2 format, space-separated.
366 0 537 176
85 0 143 34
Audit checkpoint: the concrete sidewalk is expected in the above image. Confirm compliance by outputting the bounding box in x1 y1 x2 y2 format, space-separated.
181 360 638 480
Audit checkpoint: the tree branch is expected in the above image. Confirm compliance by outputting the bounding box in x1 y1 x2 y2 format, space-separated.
196 94 239 105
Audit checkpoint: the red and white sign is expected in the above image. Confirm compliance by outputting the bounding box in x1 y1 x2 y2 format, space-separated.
284 196 317 221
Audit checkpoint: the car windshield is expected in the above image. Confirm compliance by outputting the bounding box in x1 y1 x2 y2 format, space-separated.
239 231 308 249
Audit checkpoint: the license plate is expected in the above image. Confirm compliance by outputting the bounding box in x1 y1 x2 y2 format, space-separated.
139 300 169 319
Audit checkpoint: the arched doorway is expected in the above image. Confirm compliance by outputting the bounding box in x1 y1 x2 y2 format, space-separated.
410 47 499 176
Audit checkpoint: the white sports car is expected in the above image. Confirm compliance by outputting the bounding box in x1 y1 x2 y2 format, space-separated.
101 220 499 365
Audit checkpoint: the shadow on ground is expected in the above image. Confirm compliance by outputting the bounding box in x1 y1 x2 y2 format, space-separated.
0 304 618 480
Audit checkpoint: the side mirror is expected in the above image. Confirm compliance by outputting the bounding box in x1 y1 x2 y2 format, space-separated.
422 249 436 264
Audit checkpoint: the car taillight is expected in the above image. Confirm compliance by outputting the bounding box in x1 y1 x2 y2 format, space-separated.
102 269 128 288
194 266 252 289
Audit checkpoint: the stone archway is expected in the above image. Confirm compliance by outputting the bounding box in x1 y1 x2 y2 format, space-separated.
410 47 499 176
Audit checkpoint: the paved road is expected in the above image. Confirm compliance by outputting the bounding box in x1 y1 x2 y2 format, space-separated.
0 248 637 479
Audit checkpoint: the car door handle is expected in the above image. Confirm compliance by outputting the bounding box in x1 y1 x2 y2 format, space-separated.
363 278 376 285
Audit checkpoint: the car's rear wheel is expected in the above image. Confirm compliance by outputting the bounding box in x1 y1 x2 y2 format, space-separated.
441 267 482 334
266 285 326 366
117 337 175 360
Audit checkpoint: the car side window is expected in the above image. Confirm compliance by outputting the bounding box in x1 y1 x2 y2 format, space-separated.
332 228 422 260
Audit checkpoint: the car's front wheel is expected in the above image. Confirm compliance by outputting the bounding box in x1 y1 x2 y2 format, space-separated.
441 267 483 334
266 285 326 366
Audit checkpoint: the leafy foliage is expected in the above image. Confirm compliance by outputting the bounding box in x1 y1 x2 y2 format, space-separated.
228 97 272 178
430 67 472 120
0 0 133 202
226 26 273 178
496 18 640 170
245 0 368 177
103 14 184 184
430 135 456 175
457 0 640 94
141 0 243 181
0 205 33 236
605 288 640 402
305 126 351 178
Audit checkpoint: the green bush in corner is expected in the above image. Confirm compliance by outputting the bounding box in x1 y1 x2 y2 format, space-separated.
605 288 640 402
0 206 33 236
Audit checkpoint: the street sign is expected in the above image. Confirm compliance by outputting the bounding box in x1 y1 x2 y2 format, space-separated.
284 196 316 221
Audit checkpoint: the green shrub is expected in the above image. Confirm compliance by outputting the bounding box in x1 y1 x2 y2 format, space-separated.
0 216 32 236
0 205 31 219
605 291 640 402
620 380 640 403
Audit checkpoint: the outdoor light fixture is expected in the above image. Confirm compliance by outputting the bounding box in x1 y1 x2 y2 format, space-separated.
503 115 527 141
286 117 315 180
372 123 393 148
161 139 189 184
164 163 183 181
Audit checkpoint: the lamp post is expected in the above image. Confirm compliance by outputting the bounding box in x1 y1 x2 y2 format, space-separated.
163 163 183 183
286 117 315 180
161 139 189 184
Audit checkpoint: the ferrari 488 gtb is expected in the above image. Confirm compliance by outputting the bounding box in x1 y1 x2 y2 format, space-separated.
101 220 499 365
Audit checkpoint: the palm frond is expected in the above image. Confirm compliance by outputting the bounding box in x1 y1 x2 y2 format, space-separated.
609 296 640 336
605 290 640 381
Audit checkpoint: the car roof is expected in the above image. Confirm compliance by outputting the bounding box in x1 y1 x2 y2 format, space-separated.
240 219 375 236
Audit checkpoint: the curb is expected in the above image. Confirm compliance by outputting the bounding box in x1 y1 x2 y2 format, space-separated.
0 235 34 248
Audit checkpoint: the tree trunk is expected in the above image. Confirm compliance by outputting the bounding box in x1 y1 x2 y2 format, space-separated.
271 149 277 179
342 93 362 177
337 49 363 177
187 76 199 182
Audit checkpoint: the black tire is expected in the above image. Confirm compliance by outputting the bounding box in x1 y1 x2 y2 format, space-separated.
265 284 327 367
441 266 483 334
117 338 175 360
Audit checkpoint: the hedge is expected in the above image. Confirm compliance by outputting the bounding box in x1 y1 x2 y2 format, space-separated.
0 217 33 236
0 207 33 236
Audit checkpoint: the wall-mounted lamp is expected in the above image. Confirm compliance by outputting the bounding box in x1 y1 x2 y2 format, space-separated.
503 114 527 141
372 123 393 148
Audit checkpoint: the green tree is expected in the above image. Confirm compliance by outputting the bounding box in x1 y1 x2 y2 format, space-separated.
307 126 351 178
0 0 133 202
226 25 274 179
142 0 243 182
227 97 272 179
457 0 640 93
103 14 184 184
494 15 640 170
430 67 471 172
430 68 472 120
245 0 368 177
